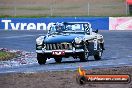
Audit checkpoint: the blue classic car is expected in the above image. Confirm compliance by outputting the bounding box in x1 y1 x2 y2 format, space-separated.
36 22 105 65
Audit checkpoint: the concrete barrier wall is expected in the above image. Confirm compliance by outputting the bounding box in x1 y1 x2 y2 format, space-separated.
0 17 109 30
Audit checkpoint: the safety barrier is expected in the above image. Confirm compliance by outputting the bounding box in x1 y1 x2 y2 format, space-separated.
109 17 132 30
0 17 109 30
0 17 131 30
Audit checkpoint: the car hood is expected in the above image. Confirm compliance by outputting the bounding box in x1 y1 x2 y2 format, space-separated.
44 33 84 43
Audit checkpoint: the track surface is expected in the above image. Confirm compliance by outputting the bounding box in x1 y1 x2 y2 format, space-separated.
0 30 132 73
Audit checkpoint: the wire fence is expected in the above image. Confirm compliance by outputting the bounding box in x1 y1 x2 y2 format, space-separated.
0 0 128 16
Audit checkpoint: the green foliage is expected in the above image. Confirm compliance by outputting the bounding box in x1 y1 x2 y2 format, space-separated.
0 51 16 61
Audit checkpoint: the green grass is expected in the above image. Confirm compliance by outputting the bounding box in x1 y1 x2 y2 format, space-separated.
0 14 131 18
18 7 50 10
0 7 13 10
0 51 16 61
0 6 49 10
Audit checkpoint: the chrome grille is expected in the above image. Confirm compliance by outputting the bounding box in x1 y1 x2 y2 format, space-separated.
46 43 72 50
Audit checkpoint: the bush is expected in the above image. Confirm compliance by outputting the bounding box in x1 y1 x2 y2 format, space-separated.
0 51 16 61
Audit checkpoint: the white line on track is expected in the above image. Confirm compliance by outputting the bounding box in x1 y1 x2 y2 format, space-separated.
2 34 44 39
3 35 36 38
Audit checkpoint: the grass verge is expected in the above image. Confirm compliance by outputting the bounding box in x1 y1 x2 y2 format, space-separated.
0 51 16 61
0 15 131 18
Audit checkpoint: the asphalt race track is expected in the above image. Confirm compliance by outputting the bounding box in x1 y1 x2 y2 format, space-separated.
0 30 132 73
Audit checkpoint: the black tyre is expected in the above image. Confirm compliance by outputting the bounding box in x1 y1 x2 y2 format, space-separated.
79 44 89 62
94 54 101 60
94 44 103 60
54 57 62 63
37 53 47 65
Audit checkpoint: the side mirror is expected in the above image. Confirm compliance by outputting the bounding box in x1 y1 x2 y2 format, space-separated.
48 29 50 34
94 29 98 33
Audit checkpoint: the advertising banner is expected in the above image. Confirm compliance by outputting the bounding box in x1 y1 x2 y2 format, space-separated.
109 17 132 30
0 17 109 30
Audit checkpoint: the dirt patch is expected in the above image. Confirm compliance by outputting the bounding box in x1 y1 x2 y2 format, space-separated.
0 66 132 88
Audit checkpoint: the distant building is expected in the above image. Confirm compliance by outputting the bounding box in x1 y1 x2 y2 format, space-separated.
126 0 132 15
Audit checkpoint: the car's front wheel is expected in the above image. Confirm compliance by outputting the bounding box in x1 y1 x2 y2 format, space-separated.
94 44 103 60
94 52 102 60
54 57 62 63
37 53 47 65
79 44 89 62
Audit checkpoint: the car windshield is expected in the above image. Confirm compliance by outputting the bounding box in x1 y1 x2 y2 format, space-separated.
49 23 91 34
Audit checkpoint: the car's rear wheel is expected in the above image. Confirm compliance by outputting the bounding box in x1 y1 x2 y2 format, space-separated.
37 53 47 65
54 57 62 63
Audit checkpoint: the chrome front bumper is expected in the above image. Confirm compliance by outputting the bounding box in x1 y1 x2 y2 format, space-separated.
36 49 84 53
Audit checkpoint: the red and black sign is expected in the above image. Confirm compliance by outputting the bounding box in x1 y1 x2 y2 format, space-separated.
52 51 65 56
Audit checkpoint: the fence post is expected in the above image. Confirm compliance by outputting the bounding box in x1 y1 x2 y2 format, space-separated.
125 2 129 15
14 7 16 16
13 0 16 16
50 5 53 16
87 2 90 16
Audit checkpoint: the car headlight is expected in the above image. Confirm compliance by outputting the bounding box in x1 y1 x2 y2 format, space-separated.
36 36 44 45
74 37 82 44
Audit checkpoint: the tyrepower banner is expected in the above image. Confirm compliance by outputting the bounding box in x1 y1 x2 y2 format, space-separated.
0 17 109 30
109 17 132 30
